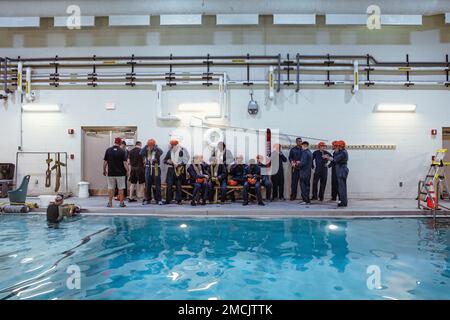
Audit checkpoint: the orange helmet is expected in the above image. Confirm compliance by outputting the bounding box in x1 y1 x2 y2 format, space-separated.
196 178 205 184
169 139 179 146
248 178 257 185
147 139 156 147
318 141 326 147
228 179 238 186
337 140 346 148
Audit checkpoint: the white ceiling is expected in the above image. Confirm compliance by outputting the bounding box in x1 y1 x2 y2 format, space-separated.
0 0 449 17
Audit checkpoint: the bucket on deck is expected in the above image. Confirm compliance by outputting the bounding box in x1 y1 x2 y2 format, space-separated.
39 195 55 208
78 181 90 198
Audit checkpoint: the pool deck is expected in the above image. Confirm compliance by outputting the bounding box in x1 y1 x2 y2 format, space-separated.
24 196 450 218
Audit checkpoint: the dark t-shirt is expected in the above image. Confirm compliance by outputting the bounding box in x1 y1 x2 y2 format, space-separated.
129 147 144 168
104 146 127 176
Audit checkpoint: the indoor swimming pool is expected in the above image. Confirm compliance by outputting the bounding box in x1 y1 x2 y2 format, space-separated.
0 215 449 300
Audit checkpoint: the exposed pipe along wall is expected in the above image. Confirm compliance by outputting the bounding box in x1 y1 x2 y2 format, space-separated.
0 17 449 198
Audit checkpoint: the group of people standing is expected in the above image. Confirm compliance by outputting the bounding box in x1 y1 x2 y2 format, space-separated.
288 137 349 207
102 136 349 208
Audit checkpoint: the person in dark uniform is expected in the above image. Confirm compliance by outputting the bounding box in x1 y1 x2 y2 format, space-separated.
243 159 265 206
299 141 313 204
299 141 312 204
207 156 228 204
187 155 209 206
163 139 189 205
140 139 163 205
228 155 246 202
256 154 273 201
311 141 332 201
289 137 303 200
334 140 349 207
271 143 287 200
128 141 145 202
329 141 339 201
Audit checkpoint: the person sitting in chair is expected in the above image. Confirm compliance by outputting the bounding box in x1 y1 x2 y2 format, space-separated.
243 159 265 206
46 194 80 224
207 155 228 204
187 155 209 206
228 155 246 202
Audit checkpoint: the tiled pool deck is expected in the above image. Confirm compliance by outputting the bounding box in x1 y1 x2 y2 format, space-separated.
24 197 450 218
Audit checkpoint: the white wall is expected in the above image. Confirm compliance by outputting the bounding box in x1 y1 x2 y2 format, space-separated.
1 16 449 198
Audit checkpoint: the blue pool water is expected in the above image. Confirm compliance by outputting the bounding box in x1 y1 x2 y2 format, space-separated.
0 215 449 300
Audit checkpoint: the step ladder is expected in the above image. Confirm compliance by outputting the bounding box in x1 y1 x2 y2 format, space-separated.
418 149 450 212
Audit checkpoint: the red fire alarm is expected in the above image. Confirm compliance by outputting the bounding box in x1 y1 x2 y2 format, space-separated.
68 129 75 135
70 154 75 160
432 155 436 162
431 129 437 136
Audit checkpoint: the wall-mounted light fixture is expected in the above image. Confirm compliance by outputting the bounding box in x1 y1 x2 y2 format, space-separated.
373 104 416 113
178 102 219 112
22 103 61 112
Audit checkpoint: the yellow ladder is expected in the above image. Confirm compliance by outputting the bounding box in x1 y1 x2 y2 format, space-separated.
418 149 450 210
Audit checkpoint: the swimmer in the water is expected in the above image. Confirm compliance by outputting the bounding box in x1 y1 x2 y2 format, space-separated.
46 194 81 223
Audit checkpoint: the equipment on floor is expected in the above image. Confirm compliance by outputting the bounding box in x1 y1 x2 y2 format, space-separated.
1 204 30 213
418 149 450 215
0 163 15 198
8 175 30 204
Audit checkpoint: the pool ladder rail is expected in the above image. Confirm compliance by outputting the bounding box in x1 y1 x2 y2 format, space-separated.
418 149 450 221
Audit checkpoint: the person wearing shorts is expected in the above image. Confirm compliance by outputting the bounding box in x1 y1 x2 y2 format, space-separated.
103 137 129 208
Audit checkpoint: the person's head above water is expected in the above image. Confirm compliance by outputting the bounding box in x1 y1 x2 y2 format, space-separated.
54 194 64 205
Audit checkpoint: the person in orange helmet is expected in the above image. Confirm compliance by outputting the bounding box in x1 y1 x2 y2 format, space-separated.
334 140 349 207
311 141 332 201
140 139 163 205
163 138 190 204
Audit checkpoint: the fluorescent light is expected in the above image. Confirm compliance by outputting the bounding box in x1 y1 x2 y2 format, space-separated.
328 224 338 231
216 14 259 25
178 102 220 112
22 104 61 112
179 224 188 228
0 17 40 28
108 15 150 26
160 14 202 25
374 104 416 113
54 16 95 27
273 14 316 25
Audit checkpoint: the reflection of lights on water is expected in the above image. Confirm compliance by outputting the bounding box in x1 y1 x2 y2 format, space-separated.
168 272 180 281
382 296 398 300
416 281 421 285
208 297 219 300
180 224 188 229
328 224 338 231
21 257 33 264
